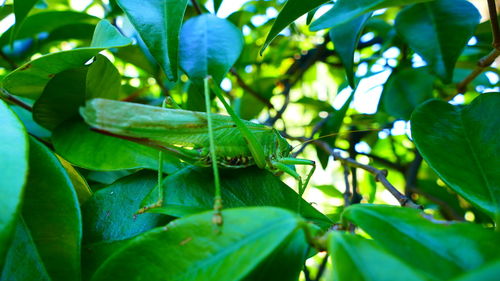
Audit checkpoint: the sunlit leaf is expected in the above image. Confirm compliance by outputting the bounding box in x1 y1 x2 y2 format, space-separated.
0 99 29 266
395 0 480 82
116 0 189 81
180 14 243 83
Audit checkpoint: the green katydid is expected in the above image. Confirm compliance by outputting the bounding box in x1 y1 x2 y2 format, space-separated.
80 77 316 222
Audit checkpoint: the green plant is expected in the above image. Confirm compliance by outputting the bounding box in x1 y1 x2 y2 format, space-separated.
0 0 499 280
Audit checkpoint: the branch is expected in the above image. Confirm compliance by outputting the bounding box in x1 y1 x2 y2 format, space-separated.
190 0 203 15
311 140 421 209
0 88 33 111
456 0 500 96
342 163 352 207
0 49 17 69
229 68 275 110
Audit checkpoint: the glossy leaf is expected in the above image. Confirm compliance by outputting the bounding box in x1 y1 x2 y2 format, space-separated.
1 20 131 99
10 0 38 43
86 54 121 100
411 93 500 223
0 218 51 281
395 0 480 82
116 0 188 81
329 13 372 89
33 67 88 130
91 207 306 281
156 166 332 229
261 0 327 53
180 14 243 83
22 138 81 281
344 204 500 279
0 11 99 46
52 119 183 172
82 170 169 244
328 232 427 281
382 68 435 120
0 99 29 266
310 0 433 31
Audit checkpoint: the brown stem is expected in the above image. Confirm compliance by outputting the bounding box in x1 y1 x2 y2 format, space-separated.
455 0 500 96
342 163 352 207
190 0 203 15
229 68 275 110
0 88 33 111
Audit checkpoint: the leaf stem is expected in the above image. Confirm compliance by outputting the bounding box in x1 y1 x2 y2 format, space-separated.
0 88 33 112
455 0 500 95
190 0 203 15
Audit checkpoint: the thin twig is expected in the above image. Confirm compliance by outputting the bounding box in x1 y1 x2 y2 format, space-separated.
190 0 203 15
456 0 500 95
0 49 17 69
229 68 275 109
0 88 32 111
312 140 421 209
314 254 329 281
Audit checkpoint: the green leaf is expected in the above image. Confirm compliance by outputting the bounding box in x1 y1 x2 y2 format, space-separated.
214 0 223 12
310 0 433 31
116 0 189 81
33 67 88 130
328 232 428 281
180 14 243 83
261 0 327 53
86 54 121 100
91 207 306 281
1 20 131 99
411 93 500 223
0 218 51 281
10 0 38 43
0 11 99 46
52 119 183 172
156 166 332 229
22 138 82 281
452 260 500 281
395 0 480 82
82 170 169 244
0 99 29 267
344 204 500 280
329 13 372 89
382 68 435 120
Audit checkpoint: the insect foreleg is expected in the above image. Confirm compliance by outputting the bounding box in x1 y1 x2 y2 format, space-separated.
271 158 316 213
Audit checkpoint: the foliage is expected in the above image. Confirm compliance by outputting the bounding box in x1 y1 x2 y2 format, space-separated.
0 0 499 280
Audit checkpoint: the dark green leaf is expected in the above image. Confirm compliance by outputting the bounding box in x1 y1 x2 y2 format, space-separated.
0 99 29 266
411 93 500 223
261 0 327 53
86 54 121 100
116 0 189 81
180 14 243 83
82 170 169 244
395 0 480 82
33 67 88 130
344 204 500 279
310 0 433 31
0 218 51 281
328 232 427 281
214 0 223 13
91 207 306 281
1 20 131 99
329 13 372 88
10 0 38 43
52 119 183 172
156 166 332 229
382 68 435 120
22 138 81 281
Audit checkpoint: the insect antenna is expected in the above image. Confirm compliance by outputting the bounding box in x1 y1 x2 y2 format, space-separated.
290 128 383 153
